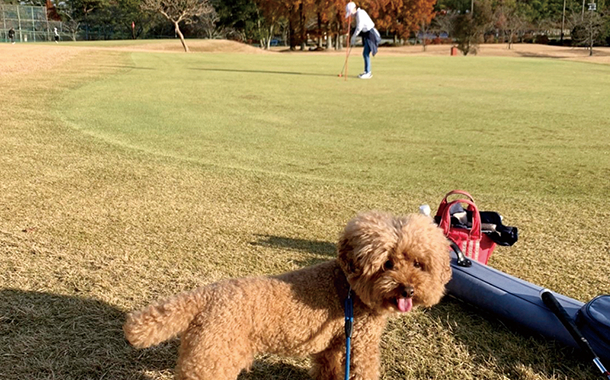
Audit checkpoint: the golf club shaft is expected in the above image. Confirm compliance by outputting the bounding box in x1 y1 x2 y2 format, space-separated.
344 15 352 79
340 46 353 76
541 289 610 379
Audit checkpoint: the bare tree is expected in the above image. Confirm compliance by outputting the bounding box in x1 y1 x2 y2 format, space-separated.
569 10 603 55
56 2 81 41
432 11 457 38
141 0 214 52
196 8 220 39
419 17 432 51
63 17 81 41
495 5 525 49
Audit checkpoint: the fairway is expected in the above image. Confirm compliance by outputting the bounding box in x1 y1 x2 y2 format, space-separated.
2 41 610 380
59 51 610 197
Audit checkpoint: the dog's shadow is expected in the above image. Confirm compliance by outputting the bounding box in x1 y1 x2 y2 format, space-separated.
0 289 311 380
0 288 173 380
1 248 596 380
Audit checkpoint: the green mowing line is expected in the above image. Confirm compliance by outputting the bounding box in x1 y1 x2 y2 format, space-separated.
57 52 610 198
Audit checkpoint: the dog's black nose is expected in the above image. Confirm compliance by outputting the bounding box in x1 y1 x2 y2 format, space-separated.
400 286 414 298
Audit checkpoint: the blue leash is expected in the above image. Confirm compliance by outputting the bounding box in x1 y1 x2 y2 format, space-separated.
344 288 354 380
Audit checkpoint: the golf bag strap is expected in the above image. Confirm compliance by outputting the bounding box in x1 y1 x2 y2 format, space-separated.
439 199 482 240
435 190 475 219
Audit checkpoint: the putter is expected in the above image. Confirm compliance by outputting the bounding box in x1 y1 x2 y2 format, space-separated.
540 289 610 380
339 13 352 79
338 46 353 77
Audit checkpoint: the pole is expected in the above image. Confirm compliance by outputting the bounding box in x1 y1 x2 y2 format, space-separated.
561 0 566 43
46 2 50 42
31 6 36 42
589 10 593 56
17 5 22 42
2 5 6 42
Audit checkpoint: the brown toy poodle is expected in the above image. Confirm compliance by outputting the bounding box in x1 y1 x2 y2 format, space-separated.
124 211 451 380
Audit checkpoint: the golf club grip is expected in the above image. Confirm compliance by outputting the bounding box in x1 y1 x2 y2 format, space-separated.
541 290 597 359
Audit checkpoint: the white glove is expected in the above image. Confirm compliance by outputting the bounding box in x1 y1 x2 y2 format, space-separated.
350 35 356 46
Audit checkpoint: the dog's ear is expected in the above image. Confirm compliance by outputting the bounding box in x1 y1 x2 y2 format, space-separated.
338 211 392 276
337 236 357 275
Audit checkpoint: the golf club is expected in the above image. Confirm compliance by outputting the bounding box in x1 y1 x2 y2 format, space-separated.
339 12 352 79
338 46 353 77
540 289 610 380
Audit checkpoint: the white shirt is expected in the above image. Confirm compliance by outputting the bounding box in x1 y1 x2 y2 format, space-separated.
353 8 375 35
351 8 375 45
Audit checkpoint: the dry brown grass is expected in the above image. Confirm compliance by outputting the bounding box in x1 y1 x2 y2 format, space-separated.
0 41 608 380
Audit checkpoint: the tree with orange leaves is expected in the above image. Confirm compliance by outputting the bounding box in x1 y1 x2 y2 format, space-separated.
314 0 350 49
252 0 288 48
254 0 435 49
362 0 436 42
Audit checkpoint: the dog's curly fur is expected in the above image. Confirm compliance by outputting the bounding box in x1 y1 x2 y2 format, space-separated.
124 211 451 380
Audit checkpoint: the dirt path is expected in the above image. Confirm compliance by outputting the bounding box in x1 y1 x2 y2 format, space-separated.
2 41 609 77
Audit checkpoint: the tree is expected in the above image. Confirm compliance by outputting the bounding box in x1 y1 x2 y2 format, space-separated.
432 10 458 38
569 10 603 55
141 0 214 52
365 0 436 44
453 13 479 54
212 0 263 43
495 2 526 49
453 0 493 55
253 0 289 48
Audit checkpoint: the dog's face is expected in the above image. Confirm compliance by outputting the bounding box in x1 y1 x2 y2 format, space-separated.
338 211 451 314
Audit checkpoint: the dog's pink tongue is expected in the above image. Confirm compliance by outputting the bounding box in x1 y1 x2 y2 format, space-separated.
397 297 413 313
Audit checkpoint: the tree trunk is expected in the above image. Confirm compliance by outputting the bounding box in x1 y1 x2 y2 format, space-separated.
589 18 593 56
299 2 306 51
174 22 189 52
266 24 274 50
289 16 296 50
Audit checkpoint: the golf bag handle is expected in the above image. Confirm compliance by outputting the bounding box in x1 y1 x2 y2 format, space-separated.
438 199 482 240
443 190 475 203
435 190 475 220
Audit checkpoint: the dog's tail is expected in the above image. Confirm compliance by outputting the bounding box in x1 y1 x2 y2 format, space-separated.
123 286 211 348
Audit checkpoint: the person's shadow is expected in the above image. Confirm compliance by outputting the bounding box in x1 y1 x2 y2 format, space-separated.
0 289 310 380
250 234 336 267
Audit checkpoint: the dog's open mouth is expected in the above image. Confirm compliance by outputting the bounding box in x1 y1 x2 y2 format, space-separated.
395 297 413 313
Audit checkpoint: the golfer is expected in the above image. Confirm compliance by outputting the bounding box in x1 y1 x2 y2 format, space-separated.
346 2 381 79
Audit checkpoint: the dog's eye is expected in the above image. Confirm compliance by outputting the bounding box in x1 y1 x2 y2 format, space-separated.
384 260 394 270
414 260 424 270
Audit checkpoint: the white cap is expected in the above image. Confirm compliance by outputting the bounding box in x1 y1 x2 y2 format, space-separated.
345 2 356 18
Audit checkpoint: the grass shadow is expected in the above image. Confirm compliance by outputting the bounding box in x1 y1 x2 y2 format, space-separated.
251 234 336 267
251 234 336 257
428 296 598 379
238 359 311 379
102 65 156 70
516 49 610 59
0 289 176 380
192 67 337 78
